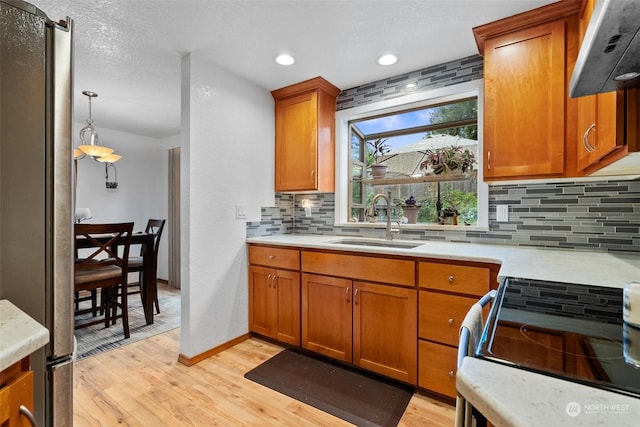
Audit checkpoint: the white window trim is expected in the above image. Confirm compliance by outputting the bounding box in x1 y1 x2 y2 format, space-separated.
334 79 489 230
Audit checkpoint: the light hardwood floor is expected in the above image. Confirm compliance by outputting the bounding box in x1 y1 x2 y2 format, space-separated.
73 328 455 426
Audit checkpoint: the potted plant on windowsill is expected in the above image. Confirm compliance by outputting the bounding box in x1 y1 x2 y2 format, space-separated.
399 196 421 224
367 138 391 178
419 144 476 176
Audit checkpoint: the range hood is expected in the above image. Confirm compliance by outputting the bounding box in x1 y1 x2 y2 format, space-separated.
570 0 640 98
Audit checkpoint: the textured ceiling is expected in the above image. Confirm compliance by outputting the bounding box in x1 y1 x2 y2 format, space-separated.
28 0 557 138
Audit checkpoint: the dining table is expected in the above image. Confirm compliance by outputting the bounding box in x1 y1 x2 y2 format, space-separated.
75 230 157 325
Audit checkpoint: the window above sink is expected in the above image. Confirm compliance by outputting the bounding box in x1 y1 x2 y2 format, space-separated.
335 80 489 229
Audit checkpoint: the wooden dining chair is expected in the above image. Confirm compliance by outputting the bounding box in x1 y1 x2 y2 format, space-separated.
128 219 166 314
74 222 134 339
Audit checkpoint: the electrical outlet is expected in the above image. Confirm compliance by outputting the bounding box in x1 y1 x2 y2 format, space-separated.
496 205 509 222
301 199 312 217
235 204 248 219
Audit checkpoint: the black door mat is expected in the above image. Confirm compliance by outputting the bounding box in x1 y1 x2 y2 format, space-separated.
244 349 413 427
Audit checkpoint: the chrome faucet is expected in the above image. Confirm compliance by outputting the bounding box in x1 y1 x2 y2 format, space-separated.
368 193 400 240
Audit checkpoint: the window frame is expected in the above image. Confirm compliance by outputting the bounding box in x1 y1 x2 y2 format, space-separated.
334 80 488 229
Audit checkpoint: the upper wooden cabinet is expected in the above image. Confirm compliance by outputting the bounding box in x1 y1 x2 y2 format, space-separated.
575 0 629 173
272 77 340 192
474 1 581 180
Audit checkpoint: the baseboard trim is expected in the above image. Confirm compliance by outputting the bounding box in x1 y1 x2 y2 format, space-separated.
178 333 251 366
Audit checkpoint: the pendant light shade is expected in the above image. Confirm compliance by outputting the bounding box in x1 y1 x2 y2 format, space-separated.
95 153 121 163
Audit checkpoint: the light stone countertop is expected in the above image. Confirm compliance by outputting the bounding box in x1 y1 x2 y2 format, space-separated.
0 300 49 372
247 234 640 425
457 357 640 427
246 234 640 288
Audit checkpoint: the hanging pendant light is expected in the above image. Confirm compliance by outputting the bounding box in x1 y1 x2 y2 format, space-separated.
76 91 121 162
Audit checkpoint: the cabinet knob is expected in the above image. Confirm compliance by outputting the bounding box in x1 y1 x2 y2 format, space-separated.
448 275 454 283
448 370 455 378
448 318 455 326
345 287 350 303
267 274 272 287
268 255 275 260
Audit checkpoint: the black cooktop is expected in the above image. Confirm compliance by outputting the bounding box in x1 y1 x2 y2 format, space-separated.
477 277 640 398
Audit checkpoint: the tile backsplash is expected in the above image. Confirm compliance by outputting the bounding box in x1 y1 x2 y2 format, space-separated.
247 55 639 253
246 179 639 253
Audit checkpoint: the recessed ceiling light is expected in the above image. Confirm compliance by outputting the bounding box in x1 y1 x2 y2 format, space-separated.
275 54 295 66
377 54 398 66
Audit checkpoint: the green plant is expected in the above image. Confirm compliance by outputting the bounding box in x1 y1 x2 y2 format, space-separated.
419 145 476 175
367 138 391 165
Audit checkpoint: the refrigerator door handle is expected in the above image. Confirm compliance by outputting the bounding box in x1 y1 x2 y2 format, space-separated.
48 16 74 359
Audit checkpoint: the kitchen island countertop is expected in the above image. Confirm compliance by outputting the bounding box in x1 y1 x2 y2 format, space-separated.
458 357 640 427
0 300 49 371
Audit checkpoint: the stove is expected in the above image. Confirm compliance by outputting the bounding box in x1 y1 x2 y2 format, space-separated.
477 277 640 398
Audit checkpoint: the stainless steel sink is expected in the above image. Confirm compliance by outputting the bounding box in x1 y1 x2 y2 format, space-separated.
329 239 423 249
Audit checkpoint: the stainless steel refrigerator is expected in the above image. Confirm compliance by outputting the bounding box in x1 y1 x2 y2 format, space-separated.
0 1 74 425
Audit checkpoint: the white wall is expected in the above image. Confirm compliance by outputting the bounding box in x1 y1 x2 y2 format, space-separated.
74 125 174 279
180 53 274 358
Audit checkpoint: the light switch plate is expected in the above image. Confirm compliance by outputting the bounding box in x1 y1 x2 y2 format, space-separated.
235 204 248 219
496 205 509 222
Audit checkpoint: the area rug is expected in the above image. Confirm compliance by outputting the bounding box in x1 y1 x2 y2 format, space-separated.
74 284 180 360
244 349 413 427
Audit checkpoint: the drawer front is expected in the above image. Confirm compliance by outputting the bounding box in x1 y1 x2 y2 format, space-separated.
418 340 457 399
418 262 489 296
248 245 300 270
419 291 482 346
301 251 415 287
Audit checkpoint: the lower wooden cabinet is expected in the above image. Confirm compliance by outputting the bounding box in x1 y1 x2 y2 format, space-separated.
248 265 300 345
0 360 34 427
418 340 457 398
301 273 352 361
301 273 417 384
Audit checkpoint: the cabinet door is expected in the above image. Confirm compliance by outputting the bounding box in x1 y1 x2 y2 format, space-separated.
0 370 34 426
274 269 300 346
248 266 276 338
353 281 417 384
484 20 566 179
575 0 624 171
274 91 318 191
301 273 352 362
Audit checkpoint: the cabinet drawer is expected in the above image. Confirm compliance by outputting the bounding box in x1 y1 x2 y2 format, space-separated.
418 340 457 399
301 251 415 287
248 245 300 270
418 262 489 296
419 291 484 346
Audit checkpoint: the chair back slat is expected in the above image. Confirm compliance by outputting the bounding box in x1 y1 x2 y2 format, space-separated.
75 223 134 273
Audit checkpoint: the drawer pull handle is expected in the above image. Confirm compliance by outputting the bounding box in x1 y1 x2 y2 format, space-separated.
448 370 455 378
267 274 272 287
354 289 359 305
345 287 350 303
448 275 454 283
19 405 37 427
448 318 454 326
269 255 275 260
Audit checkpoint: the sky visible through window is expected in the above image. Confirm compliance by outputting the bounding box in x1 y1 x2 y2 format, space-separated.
353 110 431 149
